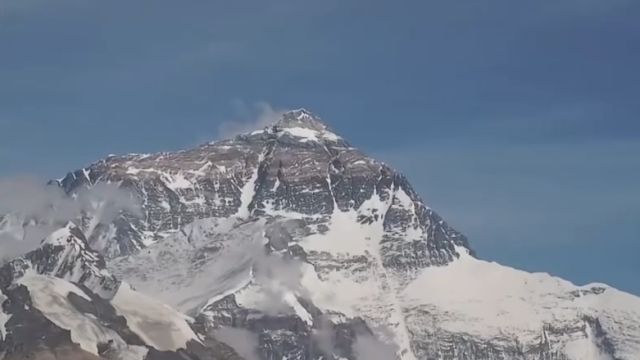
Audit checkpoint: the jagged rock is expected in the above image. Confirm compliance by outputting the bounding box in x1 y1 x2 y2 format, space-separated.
0 228 243 360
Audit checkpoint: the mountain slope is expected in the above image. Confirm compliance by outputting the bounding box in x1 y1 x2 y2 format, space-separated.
403 248 639 359
2 109 639 360
0 224 242 360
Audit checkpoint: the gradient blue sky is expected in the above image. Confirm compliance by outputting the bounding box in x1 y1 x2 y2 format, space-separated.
1 1 638 294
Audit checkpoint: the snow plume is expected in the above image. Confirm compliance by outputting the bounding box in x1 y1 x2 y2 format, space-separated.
217 101 288 139
250 245 308 316
0 176 140 263
213 327 260 360
354 334 400 360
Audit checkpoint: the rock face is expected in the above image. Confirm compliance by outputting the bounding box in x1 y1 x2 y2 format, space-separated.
1 109 640 360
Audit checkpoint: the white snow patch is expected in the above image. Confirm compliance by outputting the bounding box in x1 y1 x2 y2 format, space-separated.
301 188 391 256
233 284 315 325
82 168 91 181
322 130 341 142
403 246 640 359
181 196 206 206
403 250 578 337
111 282 201 351
17 273 125 355
42 222 76 246
191 161 213 176
109 218 266 314
214 327 260 360
162 172 193 191
117 346 149 360
301 210 369 255
159 199 171 211
126 167 143 175
283 292 313 325
235 157 263 218
202 267 253 311
281 127 342 143
283 127 320 142
272 176 281 192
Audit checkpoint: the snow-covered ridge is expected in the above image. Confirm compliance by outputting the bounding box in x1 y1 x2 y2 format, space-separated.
0 225 214 359
15 272 201 357
111 282 203 352
403 247 640 358
29 222 121 299
17 272 121 356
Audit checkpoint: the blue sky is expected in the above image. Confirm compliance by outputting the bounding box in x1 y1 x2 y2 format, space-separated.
1 1 638 294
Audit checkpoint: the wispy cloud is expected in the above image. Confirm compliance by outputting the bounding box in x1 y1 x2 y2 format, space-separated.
353 334 399 360
213 327 260 360
250 245 308 316
312 316 338 357
0 177 140 262
216 101 288 140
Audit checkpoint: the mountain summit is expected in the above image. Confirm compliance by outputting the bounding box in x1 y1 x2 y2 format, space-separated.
1 109 639 360
275 108 333 130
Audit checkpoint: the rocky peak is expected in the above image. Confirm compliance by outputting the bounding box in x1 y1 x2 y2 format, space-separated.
0 221 120 299
41 222 87 247
48 109 470 267
231 108 346 147
276 109 330 132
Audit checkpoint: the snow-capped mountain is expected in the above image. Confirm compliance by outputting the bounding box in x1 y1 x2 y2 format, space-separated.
1 109 639 360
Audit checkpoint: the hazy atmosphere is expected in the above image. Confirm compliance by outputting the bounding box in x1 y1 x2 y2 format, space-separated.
1 0 638 299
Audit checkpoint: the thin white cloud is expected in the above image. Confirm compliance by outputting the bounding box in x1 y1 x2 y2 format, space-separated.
353 334 399 360
250 245 308 316
312 316 337 356
216 101 288 140
0 177 140 263
213 327 260 360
